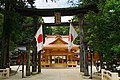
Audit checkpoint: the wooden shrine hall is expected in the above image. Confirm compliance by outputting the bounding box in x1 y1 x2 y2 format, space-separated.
41 35 80 67
40 35 100 68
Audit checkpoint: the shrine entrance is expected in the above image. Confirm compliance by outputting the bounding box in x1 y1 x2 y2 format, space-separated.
52 56 66 67
54 56 66 64
1 0 98 78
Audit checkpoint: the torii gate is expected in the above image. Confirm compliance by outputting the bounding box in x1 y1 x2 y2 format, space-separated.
1 1 98 77
16 4 98 74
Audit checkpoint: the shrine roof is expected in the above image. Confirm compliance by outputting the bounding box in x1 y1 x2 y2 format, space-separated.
43 44 79 50
43 35 79 50
44 35 69 46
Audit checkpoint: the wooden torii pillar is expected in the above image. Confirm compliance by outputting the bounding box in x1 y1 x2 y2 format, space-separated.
32 16 38 73
78 14 89 75
26 43 31 76
78 14 84 72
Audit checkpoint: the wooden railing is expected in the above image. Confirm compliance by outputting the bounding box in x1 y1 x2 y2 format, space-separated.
102 69 120 80
41 62 50 67
52 63 66 67
41 61 78 67
67 61 77 67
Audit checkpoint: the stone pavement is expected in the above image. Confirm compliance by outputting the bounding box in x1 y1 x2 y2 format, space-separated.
2 66 101 80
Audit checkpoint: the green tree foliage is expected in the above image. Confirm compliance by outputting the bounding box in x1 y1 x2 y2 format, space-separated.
0 0 37 51
51 26 69 35
12 17 34 45
83 0 120 65
11 16 43 47
44 26 52 35
8 1 33 50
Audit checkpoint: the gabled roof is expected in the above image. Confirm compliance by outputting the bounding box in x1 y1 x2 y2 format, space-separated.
43 35 79 51
44 35 68 46
49 35 68 44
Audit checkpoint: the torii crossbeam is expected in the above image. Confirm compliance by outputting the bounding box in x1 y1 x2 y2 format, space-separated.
15 4 98 16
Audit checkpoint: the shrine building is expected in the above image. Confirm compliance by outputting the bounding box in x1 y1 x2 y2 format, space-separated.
41 35 80 67
14 35 100 67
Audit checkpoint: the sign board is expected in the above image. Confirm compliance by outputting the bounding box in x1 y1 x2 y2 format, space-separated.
54 12 61 24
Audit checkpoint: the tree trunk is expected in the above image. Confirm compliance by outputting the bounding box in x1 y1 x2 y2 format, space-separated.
1 0 11 69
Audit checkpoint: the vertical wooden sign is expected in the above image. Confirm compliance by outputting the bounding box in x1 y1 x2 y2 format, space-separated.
54 12 61 24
